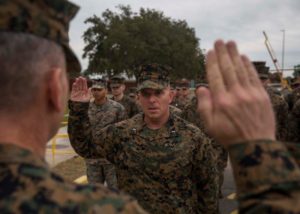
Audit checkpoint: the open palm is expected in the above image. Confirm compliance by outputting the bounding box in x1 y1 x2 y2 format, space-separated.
70 77 91 102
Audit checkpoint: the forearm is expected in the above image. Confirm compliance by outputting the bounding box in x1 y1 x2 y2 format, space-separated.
68 100 105 159
229 140 300 213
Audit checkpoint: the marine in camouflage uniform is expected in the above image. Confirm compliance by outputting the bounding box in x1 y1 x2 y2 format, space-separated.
110 75 140 118
68 63 219 213
253 61 289 141
181 95 228 198
86 79 126 188
0 0 147 213
265 86 289 141
287 87 300 142
174 79 193 110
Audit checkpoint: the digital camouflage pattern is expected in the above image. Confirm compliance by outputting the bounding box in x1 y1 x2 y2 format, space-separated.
0 144 147 214
173 95 193 110
181 97 228 196
169 105 182 117
68 101 219 214
0 0 81 74
229 140 300 213
265 87 289 141
287 99 300 143
112 95 140 118
137 63 171 91
170 96 181 109
86 99 126 187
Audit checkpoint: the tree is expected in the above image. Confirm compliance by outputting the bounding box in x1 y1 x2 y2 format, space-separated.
293 64 300 78
82 5 205 80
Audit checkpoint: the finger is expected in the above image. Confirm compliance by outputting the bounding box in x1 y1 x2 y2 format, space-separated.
206 50 226 94
241 55 264 89
78 77 85 91
72 78 79 92
226 41 250 87
196 87 213 129
82 77 88 91
215 40 238 89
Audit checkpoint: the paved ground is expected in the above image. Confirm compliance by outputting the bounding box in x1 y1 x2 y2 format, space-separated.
220 161 238 214
46 126 76 167
46 126 238 213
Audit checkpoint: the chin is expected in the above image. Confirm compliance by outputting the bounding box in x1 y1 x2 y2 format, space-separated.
146 112 161 120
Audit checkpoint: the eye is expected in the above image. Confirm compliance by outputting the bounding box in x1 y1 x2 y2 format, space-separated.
141 91 150 98
154 90 163 96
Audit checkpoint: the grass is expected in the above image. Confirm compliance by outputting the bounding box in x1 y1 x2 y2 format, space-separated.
52 155 86 182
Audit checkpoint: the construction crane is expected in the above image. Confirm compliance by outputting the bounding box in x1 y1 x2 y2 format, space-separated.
263 31 290 90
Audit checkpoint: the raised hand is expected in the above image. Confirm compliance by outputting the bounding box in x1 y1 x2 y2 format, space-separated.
70 77 91 102
196 40 276 147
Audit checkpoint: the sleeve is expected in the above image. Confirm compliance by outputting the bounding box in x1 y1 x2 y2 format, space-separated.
292 99 300 117
228 140 300 213
67 101 118 163
118 104 128 121
193 135 219 213
274 97 289 141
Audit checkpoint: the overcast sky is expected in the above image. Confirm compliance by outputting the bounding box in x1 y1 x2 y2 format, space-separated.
70 0 300 77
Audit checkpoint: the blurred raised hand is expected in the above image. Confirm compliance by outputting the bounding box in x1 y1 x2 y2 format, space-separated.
197 40 276 147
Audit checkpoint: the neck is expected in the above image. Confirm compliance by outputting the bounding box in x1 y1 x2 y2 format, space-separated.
94 97 107 105
113 93 124 101
144 109 170 129
0 114 48 157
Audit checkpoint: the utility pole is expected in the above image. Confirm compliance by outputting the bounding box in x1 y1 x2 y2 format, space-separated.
281 29 285 72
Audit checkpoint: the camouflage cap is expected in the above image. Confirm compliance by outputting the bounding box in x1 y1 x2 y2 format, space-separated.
137 63 171 91
110 75 125 87
91 79 107 89
178 78 190 88
252 61 269 79
0 0 81 74
292 78 300 89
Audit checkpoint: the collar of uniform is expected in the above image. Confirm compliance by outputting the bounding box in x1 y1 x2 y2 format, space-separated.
0 143 48 169
130 111 179 138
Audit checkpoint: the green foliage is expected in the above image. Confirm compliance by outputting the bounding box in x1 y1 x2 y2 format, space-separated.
82 5 205 80
293 64 300 77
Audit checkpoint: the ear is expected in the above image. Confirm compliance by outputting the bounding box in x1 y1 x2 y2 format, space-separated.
47 68 66 112
167 88 173 104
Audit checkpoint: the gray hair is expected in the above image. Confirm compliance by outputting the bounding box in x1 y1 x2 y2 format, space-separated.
0 32 66 113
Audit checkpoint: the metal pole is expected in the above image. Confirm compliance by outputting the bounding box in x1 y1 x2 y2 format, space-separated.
281 29 285 72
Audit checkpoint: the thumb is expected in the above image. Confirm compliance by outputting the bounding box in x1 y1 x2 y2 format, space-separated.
196 87 213 128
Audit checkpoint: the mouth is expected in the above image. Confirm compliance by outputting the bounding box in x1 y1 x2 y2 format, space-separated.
148 107 159 112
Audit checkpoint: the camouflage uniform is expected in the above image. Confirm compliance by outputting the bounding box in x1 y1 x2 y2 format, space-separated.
86 97 126 188
68 63 219 213
181 97 228 197
229 140 300 213
288 92 300 143
176 95 192 110
169 105 182 117
68 105 219 213
170 96 181 109
265 87 289 141
0 144 146 214
112 95 140 118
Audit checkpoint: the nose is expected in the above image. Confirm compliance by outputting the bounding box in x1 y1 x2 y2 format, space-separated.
148 94 157 103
